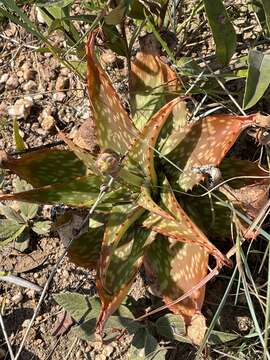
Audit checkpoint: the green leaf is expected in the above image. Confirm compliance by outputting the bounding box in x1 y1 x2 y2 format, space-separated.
243 50 270 109
155 314 189 343
130 328 161 360
0 175 134 207
0 220 26 246
203 0 236 65
36 0 74 7
105 0 129 25
0 204 25 224
126 98 181 186
2 149 87 187
208 330 239 344
53 292 100 322
262 0 270 32
86 32 139 155
67 225 105 269
15 228 30 252
32 220 51 235
130 34 179 129
13 118 26 151
13 178 39 220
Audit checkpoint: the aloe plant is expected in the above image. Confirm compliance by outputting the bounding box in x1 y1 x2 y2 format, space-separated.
0 178 51 252
0 32 269 344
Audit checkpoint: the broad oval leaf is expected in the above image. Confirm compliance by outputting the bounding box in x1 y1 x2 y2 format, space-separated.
203 0 236 65
243 50 270 109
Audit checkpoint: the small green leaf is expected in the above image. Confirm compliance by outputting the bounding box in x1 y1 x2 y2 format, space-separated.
13 118 26 151
15 228 30 252
243 50 270 109
53 292 100 322
155 314 189 343
203 0 236 65
130 328 160 360
105 0 128 25
32 220 51 235
0 220 26 246
0 204 25 224
13 178 39 220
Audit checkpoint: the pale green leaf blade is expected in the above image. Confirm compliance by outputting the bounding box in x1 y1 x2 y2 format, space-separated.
203 0 236 65
13 118 26 151
243 50 270 109
32 221 51 235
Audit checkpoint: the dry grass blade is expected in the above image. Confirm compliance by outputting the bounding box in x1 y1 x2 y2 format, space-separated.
0 313 15 360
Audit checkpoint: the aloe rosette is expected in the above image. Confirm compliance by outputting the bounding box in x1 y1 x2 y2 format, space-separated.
0 32 269 344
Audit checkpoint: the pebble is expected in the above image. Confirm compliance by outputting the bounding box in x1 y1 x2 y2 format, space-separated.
55 76 70 91
53 92 66 102
0 73 9 84
62 269 69 279
8 97 33 119
100 51 117 66
5 74 19 90
11 292 23 304
26 289 35 298
23 68 37 81
41 115 55 131
104 345 114 357
23 80 37 92
22 319 31 328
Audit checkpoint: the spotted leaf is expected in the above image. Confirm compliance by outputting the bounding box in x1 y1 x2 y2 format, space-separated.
0 149 86 187
126 97 182 186
139 182 230 268
58 132 97 174
96 225 152 334
130 33 181 129
162 114 257 191
86 32 139 155
0 176 133 207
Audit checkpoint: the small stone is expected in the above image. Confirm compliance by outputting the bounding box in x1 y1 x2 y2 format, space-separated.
6 74 19 90
12 292 23 304
0 74 9 84
23 68 36 81
53 92 66 102
95 354 106 360
75 350 83 359
23 80 37 92
55 76 70 91
17 70 24 78
8 97 33 119
60 67 69 76
26 289 35 298
104 345 114 357
22 319 31 328
41 115 55 131
62 269 69 279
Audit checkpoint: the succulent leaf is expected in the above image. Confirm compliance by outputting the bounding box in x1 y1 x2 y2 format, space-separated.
126 97 182 186
0 149 87 187
86 32 139 155
0 176 134 207
58 132 97 174
144 177 208 325
162 114 257 191
130 33 181 129
139 180 230 268
96 223 151 334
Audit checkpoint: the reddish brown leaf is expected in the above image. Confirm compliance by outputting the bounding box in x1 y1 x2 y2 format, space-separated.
130 33 182 129
86 32 139 155
163 114 257 191
126 97 182 185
